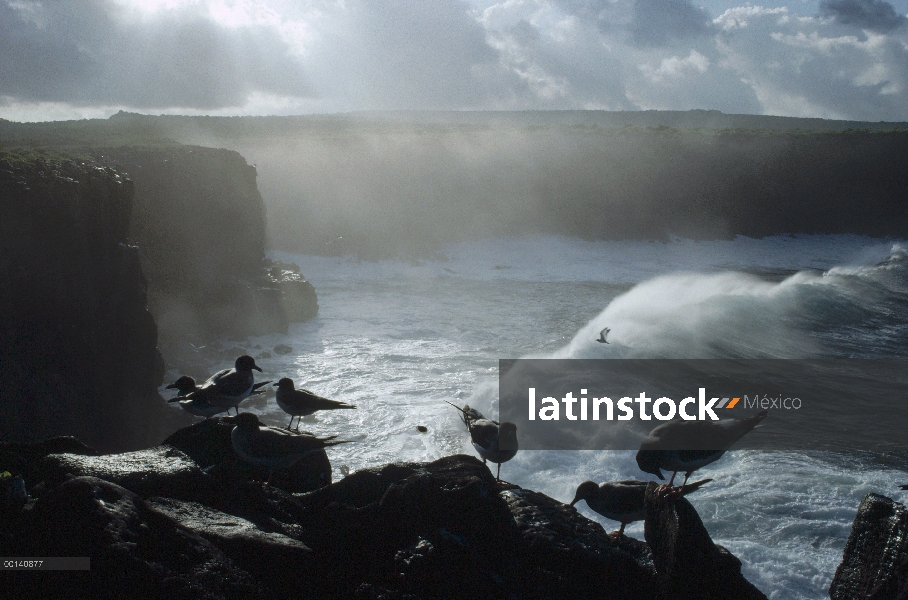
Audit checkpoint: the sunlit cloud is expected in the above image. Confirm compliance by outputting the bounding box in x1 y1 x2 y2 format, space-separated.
1 0 907 121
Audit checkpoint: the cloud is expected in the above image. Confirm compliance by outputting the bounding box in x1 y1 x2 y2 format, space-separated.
0 0 314 110
2 0 908 121
298 0 517 110
820 0 907 32
630 0 713 47
713 6 908 120
639 50 710 83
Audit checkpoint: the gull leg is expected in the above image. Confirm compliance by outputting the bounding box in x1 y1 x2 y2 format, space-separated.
287 415 294 430
681 472 691 488
656 472 678 499
496 462 501 481
609 522 627 538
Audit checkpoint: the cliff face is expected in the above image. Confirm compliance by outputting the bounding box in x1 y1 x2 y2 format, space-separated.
0 145 318 451
98 146 318 345
0 155 178 452
830 493 908 599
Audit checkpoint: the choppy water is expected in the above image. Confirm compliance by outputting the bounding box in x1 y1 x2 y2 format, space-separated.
163 234 908 599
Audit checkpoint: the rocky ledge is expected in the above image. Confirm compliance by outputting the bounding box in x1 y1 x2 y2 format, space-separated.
0 417 766 599
830 493 908 599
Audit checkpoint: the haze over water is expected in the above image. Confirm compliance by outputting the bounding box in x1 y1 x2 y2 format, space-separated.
158 233 908 600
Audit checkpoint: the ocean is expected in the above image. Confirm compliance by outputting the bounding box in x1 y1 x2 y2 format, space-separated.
164 233 908 599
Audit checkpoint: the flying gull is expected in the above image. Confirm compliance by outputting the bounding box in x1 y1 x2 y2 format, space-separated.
636 409 768 489
273 377 356 431
596 327 610 344
570 478 711 537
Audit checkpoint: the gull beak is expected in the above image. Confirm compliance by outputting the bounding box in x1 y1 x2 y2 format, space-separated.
253 365 263 372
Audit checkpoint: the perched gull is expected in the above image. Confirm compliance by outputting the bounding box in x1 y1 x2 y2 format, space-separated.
230 412 350 485
170 372 271 418
636 410 768 489
166 376 223 419
273 378 356 431
196 355 264 415
445 401 518 481
166 375 201 398
596 327 610 344
570 478 711 536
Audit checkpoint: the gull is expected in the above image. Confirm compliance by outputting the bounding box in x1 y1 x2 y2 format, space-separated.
167 375 271 419
636 410 768 489
445 401 518 481
570 478 711 537
166 376 223 419
195 355 264 415
596 327 610 344
273 378 356 431
230 412 351 485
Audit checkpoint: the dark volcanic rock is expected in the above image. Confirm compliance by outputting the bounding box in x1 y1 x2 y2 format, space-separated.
830 493 908 600
146 497 312 596
23 476 266 600
0 420 764 600
289 455 658 599
0 437 97 484
37 445 207 499
644 482 766 600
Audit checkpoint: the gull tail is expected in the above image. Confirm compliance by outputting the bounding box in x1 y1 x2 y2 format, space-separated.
323 439 354 448
251 381 273 392
679 478 712 496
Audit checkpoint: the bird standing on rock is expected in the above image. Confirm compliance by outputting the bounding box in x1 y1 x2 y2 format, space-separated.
169 366 271 418
230 412 351 485
273 378 357 431
445 401 518 481
195 355 264 415
570 478 711 537
166 376 223 419
636 409 768 490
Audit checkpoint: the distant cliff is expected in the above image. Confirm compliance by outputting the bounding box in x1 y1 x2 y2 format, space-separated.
0 153 176 451
3 114 906 261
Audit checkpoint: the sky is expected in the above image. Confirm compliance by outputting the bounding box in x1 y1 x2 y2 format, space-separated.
1 0 907 122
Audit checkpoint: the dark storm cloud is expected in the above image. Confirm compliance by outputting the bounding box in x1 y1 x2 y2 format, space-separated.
820 0 908 32
0 0 312 109
629 0 713 47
